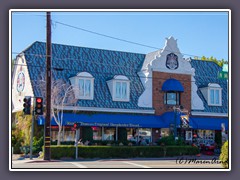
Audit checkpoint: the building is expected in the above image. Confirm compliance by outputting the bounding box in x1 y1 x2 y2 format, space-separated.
12 36 229 145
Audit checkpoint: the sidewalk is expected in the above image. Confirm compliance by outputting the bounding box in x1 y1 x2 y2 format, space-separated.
11 153 220 163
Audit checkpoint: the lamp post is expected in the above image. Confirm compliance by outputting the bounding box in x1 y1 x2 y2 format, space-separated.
173 106 178 141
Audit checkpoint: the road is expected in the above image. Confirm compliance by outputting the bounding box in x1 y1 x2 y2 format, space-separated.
11 155 224 170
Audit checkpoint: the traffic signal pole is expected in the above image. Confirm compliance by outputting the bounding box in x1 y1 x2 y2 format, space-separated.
30 99 35 160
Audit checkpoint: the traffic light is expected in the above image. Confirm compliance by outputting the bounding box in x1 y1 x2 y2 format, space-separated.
35 97 43 115
73 123 80 129
23 96 31 115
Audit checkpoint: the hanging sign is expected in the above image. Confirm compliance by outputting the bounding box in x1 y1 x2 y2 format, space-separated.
180 115 189 128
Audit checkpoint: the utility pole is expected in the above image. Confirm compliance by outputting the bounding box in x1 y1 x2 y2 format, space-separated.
44 11 51 161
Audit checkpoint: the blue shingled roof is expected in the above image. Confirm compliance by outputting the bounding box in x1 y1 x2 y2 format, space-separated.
190 59 228 113
23 41 227 113
24 41 152 110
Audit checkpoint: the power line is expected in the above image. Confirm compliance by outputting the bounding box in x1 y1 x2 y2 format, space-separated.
52 20 228 61
11 14 228 61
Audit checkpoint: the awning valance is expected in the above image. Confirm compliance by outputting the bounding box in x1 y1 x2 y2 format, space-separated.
190 116 229 130
37 112 228 131
38 113 166 128
162 78 184 92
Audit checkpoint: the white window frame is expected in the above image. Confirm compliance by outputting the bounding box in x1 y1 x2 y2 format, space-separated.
78 77 94 100
113 80 130 102
107 75 130 102
69 72 94 100
199 83 222 107
208 85 222 106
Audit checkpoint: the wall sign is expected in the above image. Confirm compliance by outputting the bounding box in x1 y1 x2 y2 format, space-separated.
16 71 25 92
166 53 178 70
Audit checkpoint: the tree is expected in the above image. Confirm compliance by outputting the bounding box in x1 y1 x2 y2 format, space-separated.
35 78 78 145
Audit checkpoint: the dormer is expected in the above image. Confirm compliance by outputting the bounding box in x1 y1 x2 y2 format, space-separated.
107 75 130 102
69 72 94 100
200 83 222 106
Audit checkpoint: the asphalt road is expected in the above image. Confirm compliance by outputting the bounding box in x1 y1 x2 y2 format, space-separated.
11 155 224 170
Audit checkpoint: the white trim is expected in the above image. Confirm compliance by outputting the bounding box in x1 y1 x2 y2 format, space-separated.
208 87 222 106
191 112 228 117
70 74 94 100
54 106 155 114
112 80 130 102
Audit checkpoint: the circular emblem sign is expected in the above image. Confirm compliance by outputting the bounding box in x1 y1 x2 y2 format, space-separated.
16 71 25 92
166 53 178 70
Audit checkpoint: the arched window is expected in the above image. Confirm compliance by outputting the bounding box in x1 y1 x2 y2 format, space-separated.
200 83 222 106
69 72 94 100
107 75 130 102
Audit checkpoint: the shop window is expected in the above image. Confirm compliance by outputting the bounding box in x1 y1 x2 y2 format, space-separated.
185 131 192 141
127 128 138 142
193 130 215 146
103 127 116 141
138 128 152 144
69 72 94 100
92 127 102 140
161 128 170 137
63 131 75 142
164 91 180 105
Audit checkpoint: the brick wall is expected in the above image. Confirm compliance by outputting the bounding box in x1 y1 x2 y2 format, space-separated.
152 71 191 115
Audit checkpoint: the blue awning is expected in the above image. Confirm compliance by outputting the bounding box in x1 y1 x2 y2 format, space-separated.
162 78 184 92
37 113 167 128
37 112 229 130
190 116 229 130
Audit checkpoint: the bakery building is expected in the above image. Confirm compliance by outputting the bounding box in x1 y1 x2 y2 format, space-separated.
12 36 229 145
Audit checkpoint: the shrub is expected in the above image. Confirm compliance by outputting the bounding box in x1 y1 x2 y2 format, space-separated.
82 127 93 141
219 141 229 168
215 131 222 147
118 128 127 141
50 145 199 159
157 135 186 146
32 136 44 154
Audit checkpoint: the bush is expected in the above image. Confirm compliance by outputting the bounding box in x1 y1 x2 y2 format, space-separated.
215 131 222 147
50 145 199 159
82 127 93 141
32 136 44 154
219 141 228 168
118 128 127 141
157 135 185 146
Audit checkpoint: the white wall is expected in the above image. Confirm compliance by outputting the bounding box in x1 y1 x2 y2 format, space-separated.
12 54 34 112
138 36 204 110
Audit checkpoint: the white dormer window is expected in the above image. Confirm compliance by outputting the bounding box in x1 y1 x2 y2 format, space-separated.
200 83 222 106
107 75 130 102
69 72 94 100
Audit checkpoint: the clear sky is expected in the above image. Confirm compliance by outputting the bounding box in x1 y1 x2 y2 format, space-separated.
11 10 229 61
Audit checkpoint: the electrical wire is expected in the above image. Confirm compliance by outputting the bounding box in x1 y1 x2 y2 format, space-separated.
11 17 228 62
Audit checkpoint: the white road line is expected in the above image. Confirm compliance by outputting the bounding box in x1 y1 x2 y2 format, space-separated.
70 162 87 168
123 161 151 168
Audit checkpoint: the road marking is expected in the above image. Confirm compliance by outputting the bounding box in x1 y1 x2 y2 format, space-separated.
70 162 87 168
123 161 151 168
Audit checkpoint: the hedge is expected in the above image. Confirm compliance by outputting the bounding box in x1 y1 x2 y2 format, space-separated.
50 146 199 159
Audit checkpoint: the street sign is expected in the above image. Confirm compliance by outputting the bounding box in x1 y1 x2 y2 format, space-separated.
218 71 228 79
222 64 228 72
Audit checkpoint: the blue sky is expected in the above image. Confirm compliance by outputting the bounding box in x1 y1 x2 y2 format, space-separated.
11 10 229 61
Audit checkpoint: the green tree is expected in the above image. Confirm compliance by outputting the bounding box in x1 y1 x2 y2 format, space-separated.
219 141 229 168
